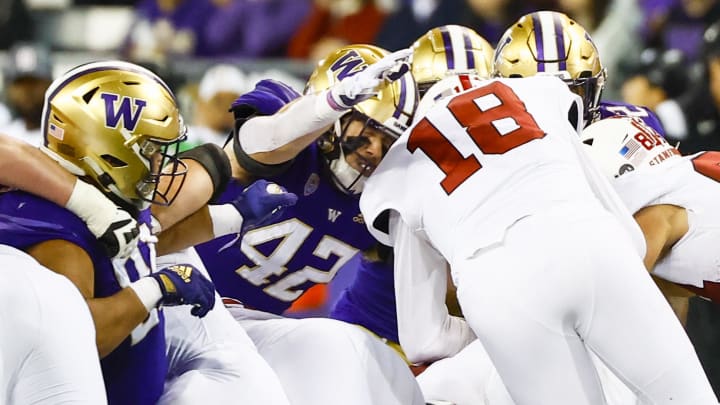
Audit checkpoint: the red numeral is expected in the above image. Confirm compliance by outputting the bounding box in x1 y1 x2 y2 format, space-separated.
407 82 545 194
692 151 720 182
407 119 482 194
628 117 667 150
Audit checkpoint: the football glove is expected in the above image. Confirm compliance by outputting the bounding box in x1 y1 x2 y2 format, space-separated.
234 179 297 232
208 179 298 237
150 264 216 318
65 179 140 259
328 48 413 110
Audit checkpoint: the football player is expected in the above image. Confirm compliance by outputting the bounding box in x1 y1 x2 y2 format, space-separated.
0 61 289 405
582 116 720 303
160 45 426 405
360 73 716 404
493 11 666 134
0 132 139 258
329 24 493 363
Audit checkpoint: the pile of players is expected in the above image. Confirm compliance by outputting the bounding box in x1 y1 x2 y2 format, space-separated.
2 9 719 405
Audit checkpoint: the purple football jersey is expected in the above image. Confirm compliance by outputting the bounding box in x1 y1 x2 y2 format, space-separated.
598 100 666 135
196 143 376 314
0 191 167 405
330 256 398 342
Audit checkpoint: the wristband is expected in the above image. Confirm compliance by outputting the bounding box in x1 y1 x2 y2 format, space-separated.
129 277 163 312
64 179 116 237
208 204 244 237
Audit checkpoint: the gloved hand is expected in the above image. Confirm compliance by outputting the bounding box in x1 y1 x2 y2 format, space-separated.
232 179 298 232
65 179 140 259
150 264 216 317
230 79 301 119
328 48 413 110
97 209 141 259
208 179 298 237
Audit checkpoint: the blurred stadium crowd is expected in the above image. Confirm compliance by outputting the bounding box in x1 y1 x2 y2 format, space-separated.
4 0 720 152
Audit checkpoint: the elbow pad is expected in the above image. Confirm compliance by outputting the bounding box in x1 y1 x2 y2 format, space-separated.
231 123 294 177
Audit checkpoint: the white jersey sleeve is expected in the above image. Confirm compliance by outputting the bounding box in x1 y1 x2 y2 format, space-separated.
239 90 344 155
389 212 476 364
362 76 611 263
613 152 720 287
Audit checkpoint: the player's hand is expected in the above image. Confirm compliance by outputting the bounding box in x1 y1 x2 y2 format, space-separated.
230 179 298 233
97 209 141 259
150 264 216 317
64 179 140 259
328 48 412 110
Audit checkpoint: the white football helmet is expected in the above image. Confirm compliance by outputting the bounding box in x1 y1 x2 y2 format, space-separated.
414 73 487 124
580 116 680 179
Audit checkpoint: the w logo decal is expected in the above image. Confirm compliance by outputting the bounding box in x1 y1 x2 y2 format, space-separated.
102 93 147 131
330 50 368 80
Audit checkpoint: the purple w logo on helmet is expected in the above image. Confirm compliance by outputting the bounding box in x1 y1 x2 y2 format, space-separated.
330 50 368 80
101 93 147 131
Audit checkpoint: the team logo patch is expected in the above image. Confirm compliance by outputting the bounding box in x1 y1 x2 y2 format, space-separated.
617 163 635 178
101 92 147 131
304 173 320 196
330 50 368 80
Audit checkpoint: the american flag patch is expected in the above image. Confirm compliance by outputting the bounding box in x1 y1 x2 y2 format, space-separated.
619 139 641 158
48 123 64 140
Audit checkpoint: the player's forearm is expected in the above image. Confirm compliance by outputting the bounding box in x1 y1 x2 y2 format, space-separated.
156 206 215 256
88 288 154 358
152 159 214 231
0 134 75 205
402 316 475 364
391 213 475 363
241 91 343 164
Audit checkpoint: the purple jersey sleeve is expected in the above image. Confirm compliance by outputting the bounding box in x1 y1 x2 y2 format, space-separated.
196 143 376 314
598 101 666 136
0 191 167 405
330 256 399 343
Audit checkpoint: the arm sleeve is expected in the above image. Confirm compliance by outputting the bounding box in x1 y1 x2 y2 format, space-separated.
239 90 346 155
389 211 476 364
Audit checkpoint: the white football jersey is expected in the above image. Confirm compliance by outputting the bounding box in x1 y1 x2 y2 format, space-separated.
613 152 720 288
361 76 640 263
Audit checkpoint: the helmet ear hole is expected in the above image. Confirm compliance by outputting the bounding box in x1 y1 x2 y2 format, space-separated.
101 154 128 167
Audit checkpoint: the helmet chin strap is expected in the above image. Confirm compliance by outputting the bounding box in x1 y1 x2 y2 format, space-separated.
329 148 366 194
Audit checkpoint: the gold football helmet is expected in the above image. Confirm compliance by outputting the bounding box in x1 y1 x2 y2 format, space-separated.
411 25 494 95
41 60 187 208
305 44 418 194
494 11 606 123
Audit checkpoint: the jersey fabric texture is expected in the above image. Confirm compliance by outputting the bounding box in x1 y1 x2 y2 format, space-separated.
196 142 376 314
0 192 166 405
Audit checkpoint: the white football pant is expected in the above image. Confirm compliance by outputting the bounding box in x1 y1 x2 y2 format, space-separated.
229 306 425 405
453 207 717 405
157 249 291 405
0 245 106 405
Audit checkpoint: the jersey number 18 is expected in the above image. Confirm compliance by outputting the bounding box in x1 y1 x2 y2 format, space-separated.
407 82 545 194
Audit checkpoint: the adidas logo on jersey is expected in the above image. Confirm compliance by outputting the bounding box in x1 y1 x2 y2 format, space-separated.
328 208 342 222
